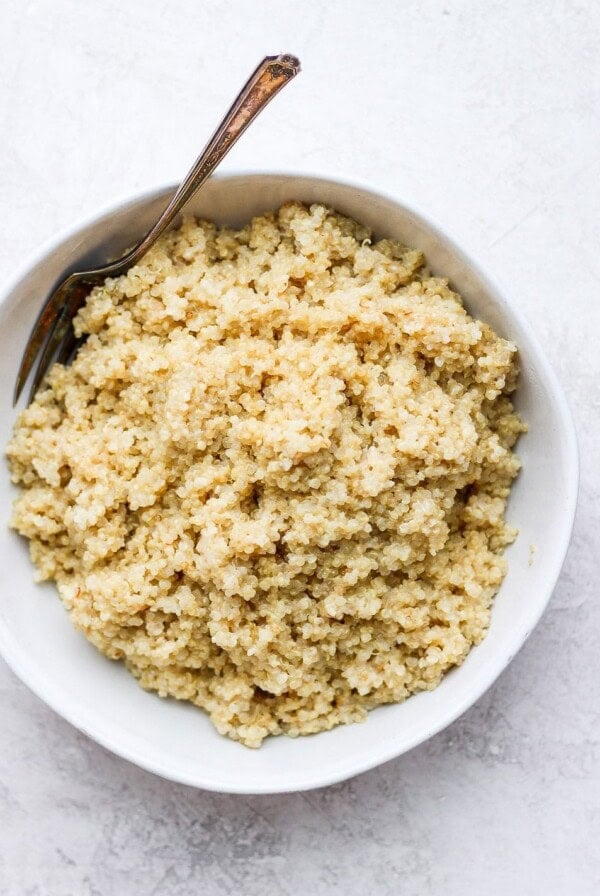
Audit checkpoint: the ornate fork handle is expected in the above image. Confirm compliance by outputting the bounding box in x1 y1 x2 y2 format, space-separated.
119 54 300 270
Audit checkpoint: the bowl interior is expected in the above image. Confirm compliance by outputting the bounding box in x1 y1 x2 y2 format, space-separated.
0 174 577 793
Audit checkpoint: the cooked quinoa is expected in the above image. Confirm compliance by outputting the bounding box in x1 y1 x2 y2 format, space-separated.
7 202 524 748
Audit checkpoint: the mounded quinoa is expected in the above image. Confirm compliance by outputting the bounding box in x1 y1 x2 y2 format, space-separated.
7 202 525 747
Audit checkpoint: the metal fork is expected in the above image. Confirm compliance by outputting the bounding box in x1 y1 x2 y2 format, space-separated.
14 53 301 406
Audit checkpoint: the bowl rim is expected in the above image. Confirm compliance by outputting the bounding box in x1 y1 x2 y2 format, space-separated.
0 170 579 793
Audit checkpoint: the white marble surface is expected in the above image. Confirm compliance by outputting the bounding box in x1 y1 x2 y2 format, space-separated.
1 0 599 893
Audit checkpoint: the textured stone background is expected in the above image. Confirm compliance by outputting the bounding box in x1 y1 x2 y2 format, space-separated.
1 1 599 893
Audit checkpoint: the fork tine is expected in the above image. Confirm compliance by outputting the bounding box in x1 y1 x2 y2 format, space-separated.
55 326 84 367
13 279 73 405
26 280 90 404
26 310 72 403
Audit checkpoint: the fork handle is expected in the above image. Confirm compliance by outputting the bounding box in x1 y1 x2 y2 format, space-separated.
122 54 300 268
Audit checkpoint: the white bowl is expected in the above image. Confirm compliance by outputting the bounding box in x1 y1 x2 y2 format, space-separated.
0 173 578 793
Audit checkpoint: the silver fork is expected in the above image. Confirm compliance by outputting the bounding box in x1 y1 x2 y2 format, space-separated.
14 53 300 406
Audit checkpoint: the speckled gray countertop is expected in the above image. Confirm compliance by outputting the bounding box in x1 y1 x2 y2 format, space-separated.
1 1 599 893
